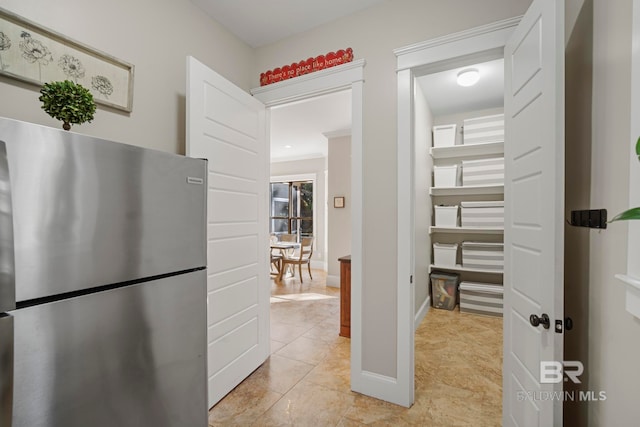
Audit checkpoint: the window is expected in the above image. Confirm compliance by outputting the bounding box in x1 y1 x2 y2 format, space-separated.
270 180 313 239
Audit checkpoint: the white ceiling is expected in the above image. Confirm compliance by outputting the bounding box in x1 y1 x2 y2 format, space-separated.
270 90 352 163
416 58 504 117
191 0 386 48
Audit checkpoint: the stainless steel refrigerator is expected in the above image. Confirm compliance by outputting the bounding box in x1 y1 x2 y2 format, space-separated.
0 118 208 427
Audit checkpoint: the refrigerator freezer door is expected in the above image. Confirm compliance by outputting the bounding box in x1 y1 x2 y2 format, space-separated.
0 314 13 427
10 270 207 427
0 118 207 303
0 142 15 313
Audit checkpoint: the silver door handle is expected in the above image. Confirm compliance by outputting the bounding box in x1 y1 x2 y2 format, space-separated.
0 314 14 426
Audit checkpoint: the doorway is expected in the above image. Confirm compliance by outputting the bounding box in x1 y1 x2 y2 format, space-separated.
397 2 566 423
252 59 371 399
266 90 353 403
412 55 506 424
395 20 519 407
412 54 506 322
268 89 352 278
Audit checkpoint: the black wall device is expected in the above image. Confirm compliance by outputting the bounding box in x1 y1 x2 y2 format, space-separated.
569 209 607 229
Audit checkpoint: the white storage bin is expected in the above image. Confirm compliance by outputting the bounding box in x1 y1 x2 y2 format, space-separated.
433 243 458 267
433 124 457 148
462 157 504 186
433 164 458 187
460 201 504 228
434 205 459 227
459 282 503 317
462 242 504 271
463 113 504 145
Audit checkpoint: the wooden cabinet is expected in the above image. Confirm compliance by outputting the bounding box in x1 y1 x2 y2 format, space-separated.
338 255 351 338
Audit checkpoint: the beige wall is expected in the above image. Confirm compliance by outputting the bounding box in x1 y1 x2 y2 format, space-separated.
588 0 640 425
0 0 254 154
270 157 327 267
255 0 531 377
327 136 351 285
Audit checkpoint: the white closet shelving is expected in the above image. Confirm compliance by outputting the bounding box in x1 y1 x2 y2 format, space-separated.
430 128 505 278
430 185 504 197
429 226 503 235
428 264 503 274
430 141 504 160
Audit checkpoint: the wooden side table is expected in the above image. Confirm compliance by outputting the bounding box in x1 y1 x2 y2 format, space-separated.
338 255 351 338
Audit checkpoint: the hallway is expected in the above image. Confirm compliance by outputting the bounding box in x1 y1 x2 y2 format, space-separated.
208 270 502 426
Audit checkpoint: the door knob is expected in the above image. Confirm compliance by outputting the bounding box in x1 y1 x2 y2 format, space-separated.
529 313 550 329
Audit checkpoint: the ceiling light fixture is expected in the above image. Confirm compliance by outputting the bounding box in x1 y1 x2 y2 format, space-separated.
284 145 292 149
456 68 480 87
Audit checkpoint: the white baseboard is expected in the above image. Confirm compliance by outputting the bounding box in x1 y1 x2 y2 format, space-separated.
326 275 340 288
414 296 430 329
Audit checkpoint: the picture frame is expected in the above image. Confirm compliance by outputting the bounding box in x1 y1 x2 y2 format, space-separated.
334 196 345 208
0 8 134 112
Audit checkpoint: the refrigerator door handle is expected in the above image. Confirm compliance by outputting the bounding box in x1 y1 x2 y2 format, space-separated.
0 314 14 426
0 140 15 313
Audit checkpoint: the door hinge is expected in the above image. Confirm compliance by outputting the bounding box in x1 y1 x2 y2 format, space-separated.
410 275 413 284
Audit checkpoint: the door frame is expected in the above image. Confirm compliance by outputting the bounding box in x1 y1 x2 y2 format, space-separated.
394 16 521 407
251 59 369 395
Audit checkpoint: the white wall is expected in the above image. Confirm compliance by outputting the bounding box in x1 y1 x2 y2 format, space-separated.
413 83 432 320
270 157 327 268
327 136 351 287
254 0 531 378
587 0 640 425
0 0 254 154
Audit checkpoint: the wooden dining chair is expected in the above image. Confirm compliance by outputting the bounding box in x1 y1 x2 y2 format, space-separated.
281 236 314 283
278 233 297 260
269 235 282 274
279 233 297 243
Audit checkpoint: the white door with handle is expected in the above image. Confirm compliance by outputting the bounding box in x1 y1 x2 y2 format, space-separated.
186 56 270 408
503 0 565 425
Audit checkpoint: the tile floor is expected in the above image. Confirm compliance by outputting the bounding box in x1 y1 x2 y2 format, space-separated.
208 270 503 426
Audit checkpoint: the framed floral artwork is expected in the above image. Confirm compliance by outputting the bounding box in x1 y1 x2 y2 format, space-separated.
0 8 134 112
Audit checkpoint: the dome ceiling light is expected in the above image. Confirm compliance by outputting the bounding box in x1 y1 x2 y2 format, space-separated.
457 68 480 87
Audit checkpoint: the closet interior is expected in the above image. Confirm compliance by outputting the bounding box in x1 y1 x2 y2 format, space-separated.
417 57 506 317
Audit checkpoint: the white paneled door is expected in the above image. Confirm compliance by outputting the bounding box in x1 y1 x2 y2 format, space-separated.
503 0 564 425
187 57 269 408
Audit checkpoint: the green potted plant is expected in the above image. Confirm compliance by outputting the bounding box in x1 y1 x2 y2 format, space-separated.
610 137 640 222
39 80 96 131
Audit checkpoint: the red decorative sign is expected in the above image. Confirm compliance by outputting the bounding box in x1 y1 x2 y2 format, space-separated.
260 48 354 86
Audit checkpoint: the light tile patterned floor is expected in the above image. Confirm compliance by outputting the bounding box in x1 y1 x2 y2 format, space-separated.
208 270 502 426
